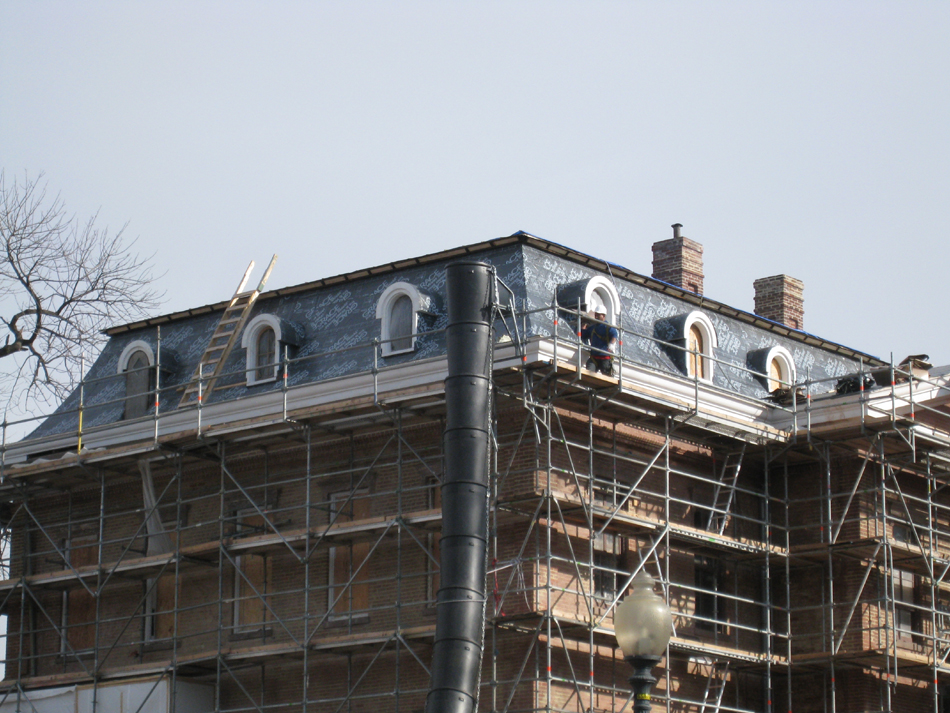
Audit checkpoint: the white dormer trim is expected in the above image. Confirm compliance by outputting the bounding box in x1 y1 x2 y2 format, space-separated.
242 314 284 386
683 311 717 382
764 345 796 391
584 276 622 325
376 282 424 357
117 340 155 373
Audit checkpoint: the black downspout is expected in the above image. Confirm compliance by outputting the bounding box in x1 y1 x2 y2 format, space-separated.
425 261 494 713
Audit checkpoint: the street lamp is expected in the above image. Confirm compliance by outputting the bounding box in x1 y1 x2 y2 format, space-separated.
614 571 672 713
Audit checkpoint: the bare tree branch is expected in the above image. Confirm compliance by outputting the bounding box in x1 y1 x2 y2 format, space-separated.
0 171 163 411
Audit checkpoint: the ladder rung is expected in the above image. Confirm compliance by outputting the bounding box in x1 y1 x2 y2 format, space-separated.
179 258 272 409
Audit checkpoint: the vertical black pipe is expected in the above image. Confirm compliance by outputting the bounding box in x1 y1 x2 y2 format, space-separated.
425 261 493 713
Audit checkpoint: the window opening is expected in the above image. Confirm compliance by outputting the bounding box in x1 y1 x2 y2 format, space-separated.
124 349 153 420
688 324 705 380
893 569 916 641
242 314 291 386
589 289 608 317
377 282 428 357
145 527 180 643
66 538 98 652
592 532 624 601
389 295 413 352
695 556 721 632
892 523 911 544
233 511 270 632
329 491 371 619
768 357 782 392
941 685 950 713
582 276 621 327
679 311 716 381
762 346 795 393
256 327 277 382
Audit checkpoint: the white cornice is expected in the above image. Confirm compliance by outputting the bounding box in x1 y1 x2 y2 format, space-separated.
12 340 948 468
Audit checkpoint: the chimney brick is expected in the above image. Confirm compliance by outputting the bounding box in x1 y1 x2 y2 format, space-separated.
652 225 704 295
754 275 804 330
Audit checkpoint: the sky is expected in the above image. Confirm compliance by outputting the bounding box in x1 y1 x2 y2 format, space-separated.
2 1 949 401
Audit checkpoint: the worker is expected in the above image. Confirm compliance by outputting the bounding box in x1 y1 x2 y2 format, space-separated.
581 310 619 376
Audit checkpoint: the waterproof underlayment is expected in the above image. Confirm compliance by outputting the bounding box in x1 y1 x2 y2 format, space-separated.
28 240 870 441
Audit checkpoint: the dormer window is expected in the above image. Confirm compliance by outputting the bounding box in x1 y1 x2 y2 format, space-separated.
376 282 432 357
389 294 413 352
583 276 621 326
682 312 717 381
764 346 795 392
748 345 796 394
242 314 294 386
688 324 706 380
256 327 277 382
118 340 156 420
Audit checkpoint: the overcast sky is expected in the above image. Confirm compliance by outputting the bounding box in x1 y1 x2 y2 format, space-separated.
2 2 949 384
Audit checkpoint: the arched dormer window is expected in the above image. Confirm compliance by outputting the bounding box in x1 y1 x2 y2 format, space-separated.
376 282 432 357
118 340 156 420
242 314 289 386
763 346 795 392
256 327 276 381
682 312 717 381
583 276 621 326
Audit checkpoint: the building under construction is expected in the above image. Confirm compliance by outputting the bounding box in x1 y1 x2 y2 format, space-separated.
0 229 948 712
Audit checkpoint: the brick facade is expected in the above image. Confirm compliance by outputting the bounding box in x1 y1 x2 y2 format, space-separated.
1 235 944 712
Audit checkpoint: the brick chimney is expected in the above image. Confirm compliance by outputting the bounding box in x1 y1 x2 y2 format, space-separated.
652 223 704 295
753 275 804 330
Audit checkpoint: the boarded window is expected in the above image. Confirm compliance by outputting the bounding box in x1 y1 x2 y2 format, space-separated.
329 491 371 618
66 540 98 652
688 324 705 380
768 357 783 392
233 512 270 631
146 529 180 642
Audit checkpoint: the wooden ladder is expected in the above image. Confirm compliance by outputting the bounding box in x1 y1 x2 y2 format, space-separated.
179 255 278 408
706 444 746 536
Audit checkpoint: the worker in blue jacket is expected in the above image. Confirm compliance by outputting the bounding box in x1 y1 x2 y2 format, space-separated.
581 310 619 376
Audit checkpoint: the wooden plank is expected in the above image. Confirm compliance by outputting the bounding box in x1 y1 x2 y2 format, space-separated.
0 508 443 593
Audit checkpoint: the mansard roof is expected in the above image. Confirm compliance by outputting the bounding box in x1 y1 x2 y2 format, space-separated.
27 232 881 441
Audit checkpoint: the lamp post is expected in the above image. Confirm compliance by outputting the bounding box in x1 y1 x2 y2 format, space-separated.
614 571 673 713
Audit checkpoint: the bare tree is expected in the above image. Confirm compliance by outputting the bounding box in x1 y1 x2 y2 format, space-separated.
0 172 162 412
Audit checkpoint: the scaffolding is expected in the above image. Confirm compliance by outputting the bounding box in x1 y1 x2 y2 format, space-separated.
0 285 948 713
